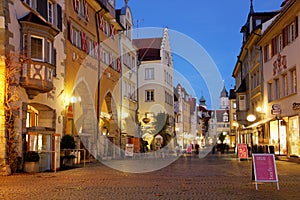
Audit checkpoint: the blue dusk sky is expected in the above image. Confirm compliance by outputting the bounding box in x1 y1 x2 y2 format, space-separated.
116 0 284 109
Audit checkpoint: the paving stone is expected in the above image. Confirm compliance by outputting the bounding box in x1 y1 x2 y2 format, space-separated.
0 153 299 199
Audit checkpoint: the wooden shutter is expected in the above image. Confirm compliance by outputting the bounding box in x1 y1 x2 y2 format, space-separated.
68 20 73 43
282 26 288 47
263 45 268 63
295 16 298 38
73 0 79 13
84 0 89 22
53 48 57 77
57 4 62 31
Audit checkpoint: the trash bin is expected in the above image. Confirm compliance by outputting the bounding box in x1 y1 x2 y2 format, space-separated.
269 145 274 154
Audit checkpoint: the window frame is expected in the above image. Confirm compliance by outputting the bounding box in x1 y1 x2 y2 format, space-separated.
30 35 45 62
145 90 154 102
145 68 154 80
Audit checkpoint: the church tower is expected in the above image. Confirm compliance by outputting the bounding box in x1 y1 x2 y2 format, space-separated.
220 86 229 109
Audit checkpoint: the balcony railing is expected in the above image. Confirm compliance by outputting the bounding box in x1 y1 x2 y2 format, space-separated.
20 60 54 99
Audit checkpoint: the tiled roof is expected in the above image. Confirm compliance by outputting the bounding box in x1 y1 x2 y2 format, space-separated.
133 38 162 61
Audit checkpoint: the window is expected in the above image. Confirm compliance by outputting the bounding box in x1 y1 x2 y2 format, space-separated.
103 50 109 65
290 69 297 94
223 113 228 122
264 44 271 62
288 23 295 43
278 34 283 52
46 40 53 64
255 19 261 26
25 0 36 10
72 27 81 48
233 113 237 121
282 73 288 97
232 101 237 109
31 36 44 61
145 90 154 101
145 68 154 80
238 95 246 111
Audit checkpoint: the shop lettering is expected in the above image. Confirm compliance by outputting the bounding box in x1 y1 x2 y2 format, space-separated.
293 102 300 110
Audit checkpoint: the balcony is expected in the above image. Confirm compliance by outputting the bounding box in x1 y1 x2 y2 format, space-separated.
20 60 54 99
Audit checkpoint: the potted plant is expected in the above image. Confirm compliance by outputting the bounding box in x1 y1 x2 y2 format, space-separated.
60 135 76 167
24 151 40 173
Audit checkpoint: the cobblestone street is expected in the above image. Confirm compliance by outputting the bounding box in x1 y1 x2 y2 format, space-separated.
1 153 300 200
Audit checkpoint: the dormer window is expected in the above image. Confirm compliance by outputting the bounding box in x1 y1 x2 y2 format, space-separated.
255 19 261 26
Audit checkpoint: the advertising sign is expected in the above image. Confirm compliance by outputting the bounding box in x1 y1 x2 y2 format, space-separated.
252 154 279 190
237 144 248 159
125 144 134 157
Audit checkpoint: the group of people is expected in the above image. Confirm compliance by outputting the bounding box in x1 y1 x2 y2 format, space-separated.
175 143 200 156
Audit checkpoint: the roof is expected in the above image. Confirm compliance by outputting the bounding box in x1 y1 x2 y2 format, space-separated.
220 86 228 97
236 79 247 93
19 12 59 35
210 110 230 123
133 38 162 61
229 89 236 99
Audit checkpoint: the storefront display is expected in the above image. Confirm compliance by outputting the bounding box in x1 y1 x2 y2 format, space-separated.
288 116 299 157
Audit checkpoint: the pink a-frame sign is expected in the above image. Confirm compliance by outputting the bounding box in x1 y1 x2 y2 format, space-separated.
252 154 279 190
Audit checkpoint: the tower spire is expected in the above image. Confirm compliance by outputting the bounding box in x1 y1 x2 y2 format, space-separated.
250 0 254 14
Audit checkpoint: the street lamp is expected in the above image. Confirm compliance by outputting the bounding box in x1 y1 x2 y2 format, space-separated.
246 114 256 122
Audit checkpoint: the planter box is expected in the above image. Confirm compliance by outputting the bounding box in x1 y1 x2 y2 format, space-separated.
24 162 40 173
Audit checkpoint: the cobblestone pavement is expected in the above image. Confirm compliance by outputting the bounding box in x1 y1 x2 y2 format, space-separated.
1 153 299 200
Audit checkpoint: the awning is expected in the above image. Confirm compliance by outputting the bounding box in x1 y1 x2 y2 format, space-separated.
245 118 272 129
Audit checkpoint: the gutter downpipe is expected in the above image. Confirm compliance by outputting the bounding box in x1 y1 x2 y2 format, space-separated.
95 8 104 156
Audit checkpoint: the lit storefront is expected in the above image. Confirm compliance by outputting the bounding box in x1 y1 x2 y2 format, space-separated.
269 119 287 155
288 116 299 157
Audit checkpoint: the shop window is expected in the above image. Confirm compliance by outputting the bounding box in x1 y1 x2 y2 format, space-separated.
288 116 299 156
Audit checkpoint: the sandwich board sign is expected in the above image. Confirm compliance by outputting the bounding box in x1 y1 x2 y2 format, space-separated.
252 154 279 190
238 144 248 159
125 144 134 157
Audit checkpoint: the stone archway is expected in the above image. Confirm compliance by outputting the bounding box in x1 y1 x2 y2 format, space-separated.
99 92 119 159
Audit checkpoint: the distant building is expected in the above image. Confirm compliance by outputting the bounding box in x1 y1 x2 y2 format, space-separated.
133 27 174 148
208 86 230 146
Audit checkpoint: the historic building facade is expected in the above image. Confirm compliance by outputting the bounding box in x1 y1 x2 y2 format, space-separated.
233 0 300 159
65 0 124 159
133 28 175 150
1 0 65 174
258 0 300 157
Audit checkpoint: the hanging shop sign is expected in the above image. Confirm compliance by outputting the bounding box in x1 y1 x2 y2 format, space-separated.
271 104 281 115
